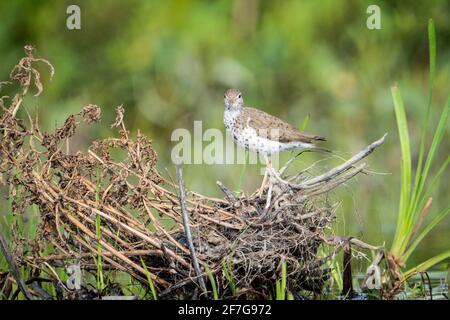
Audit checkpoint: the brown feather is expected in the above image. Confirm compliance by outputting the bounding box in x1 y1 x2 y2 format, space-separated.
240 107 326 143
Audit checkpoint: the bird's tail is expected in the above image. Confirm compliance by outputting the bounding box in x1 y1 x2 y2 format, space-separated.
289 142 332 154
310 145 332 154
296 143 331 154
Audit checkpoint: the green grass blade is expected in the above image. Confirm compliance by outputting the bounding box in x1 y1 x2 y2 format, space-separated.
331 257 343 291
403 205 450 261
408 18 436 223
139 257 157 300
275 280 281 299
300 114 310 131
427 19 437 87
275 261 287 300
236 150 248 192
413 96 450 209
205 265 218 300
390 84 412 255
413 155 450 227
221 259 236 296
404 249 450 278
281 260 286 300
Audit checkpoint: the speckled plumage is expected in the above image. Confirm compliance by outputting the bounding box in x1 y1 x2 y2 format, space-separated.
223 89 326 156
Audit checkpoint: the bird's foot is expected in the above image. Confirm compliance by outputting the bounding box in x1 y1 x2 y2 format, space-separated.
268 166 290 185
257 187 264 198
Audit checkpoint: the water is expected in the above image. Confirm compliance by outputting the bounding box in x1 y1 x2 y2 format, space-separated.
394 271 448 300
333 271 449 300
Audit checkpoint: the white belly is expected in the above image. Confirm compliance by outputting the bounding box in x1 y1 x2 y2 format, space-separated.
237 127 284 155
224 109 313 156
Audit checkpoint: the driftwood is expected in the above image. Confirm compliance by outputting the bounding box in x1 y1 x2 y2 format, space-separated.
0 46 386 299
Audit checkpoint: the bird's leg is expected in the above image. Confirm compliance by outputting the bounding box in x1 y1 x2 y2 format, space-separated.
258 168 268 198
264 182 273 210
264 158 276 210
258 157 271 197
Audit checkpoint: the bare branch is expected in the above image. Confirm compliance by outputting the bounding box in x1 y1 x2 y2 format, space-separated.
288 133 387 190
216 180 238 205
177 162 207 294
324 235 384 251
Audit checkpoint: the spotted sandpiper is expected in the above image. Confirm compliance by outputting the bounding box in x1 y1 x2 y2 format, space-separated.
223 88 327 198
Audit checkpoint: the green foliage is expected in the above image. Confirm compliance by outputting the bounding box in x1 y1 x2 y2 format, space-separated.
204 264 219 300
236 150 249 192
221 258 236 296
275 260 287 300
330 255 343 292
139 257 157 300
300 114 310 132
390 19 450 274
404 250 450 278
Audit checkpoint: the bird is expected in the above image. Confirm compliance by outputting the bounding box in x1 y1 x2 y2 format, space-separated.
223 88 327 197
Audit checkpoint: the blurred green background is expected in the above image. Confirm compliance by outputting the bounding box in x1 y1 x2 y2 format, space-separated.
0 0 449 268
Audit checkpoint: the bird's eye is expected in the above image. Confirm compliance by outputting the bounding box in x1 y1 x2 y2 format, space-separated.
224 94 226 98
238 94 242 99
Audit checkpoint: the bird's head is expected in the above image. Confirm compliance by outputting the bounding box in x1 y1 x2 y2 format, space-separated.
224 89 244 110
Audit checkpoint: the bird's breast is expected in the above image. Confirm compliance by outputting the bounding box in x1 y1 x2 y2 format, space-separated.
223 110 240 131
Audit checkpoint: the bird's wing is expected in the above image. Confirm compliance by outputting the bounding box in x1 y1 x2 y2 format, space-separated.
242 107 326 143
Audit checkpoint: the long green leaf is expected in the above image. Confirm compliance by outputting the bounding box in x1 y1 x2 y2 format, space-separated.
140 257 157 300
404 205 450 261
402 97 450 255
408 18 436 228
389 19 449 280
205 265 218 300
280 261 287 300
416 96 450 199
221 258 236 296
390 84 412 255
413 155 450 229
404 249 450 278
300 114 310 131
